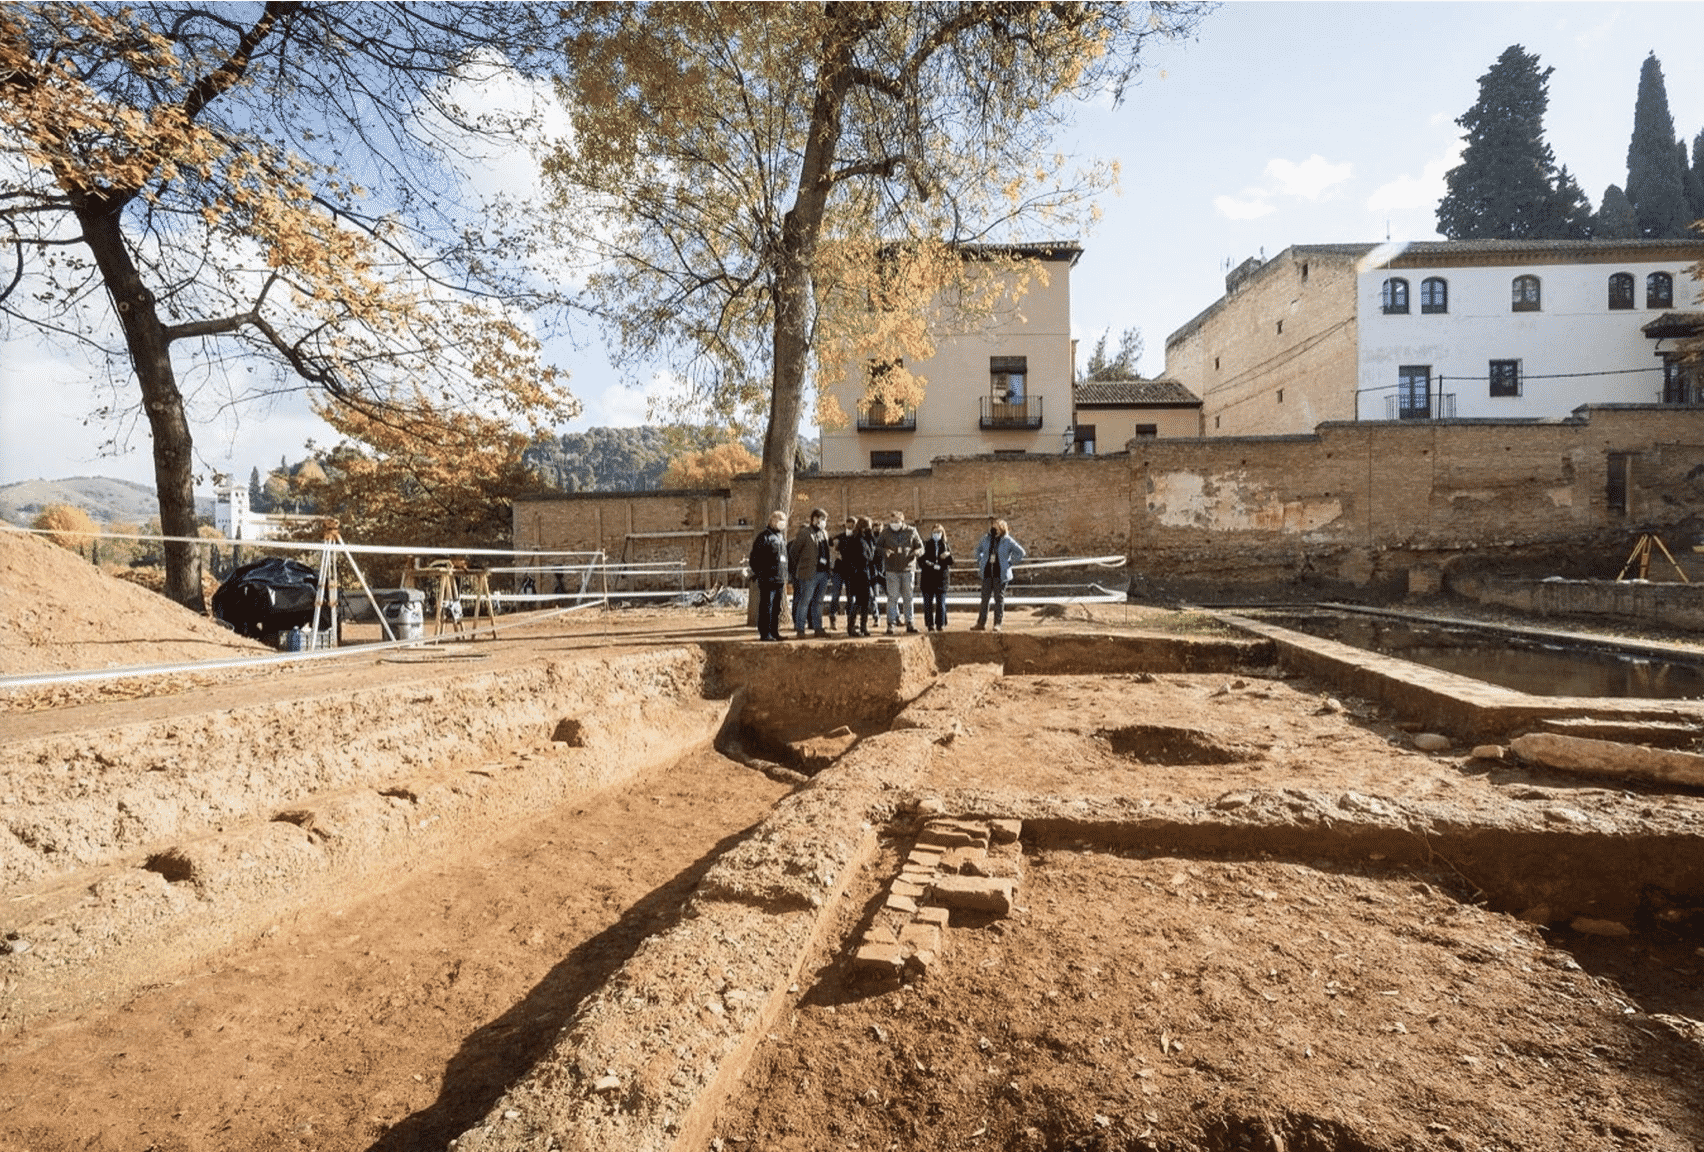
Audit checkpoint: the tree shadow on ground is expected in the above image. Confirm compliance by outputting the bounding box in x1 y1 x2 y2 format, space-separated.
366 821 765 1152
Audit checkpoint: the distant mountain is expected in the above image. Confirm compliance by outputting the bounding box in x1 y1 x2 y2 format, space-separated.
0 476 215 526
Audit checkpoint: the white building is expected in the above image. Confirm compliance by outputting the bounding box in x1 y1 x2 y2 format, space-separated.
1357 239 1703 421
1164 239 1704 435
213 481 316 541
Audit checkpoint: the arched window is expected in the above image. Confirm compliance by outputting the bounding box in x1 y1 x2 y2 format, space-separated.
1420 277 1448 314
1647 272 1674 309
1381 277 1409 315
1608 272 1635 310
1511 275 1541 312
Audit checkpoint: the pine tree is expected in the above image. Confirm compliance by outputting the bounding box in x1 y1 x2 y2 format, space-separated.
1625 53 1691 238
1437 46 1568 239
1595 185 1640 240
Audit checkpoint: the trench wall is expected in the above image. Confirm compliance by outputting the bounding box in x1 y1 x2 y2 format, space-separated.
1451 572 1704 632
514 406 1703 592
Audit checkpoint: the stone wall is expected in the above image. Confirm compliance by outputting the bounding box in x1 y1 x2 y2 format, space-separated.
513 406 1704 594
513 453 1134 587
1450 574 1704 631
1128 407 1704 595
1164 246 1363 437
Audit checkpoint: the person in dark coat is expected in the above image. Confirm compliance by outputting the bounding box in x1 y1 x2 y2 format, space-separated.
826 515 857 629
919 523 954 631
747 510 789 641
837 516 877 637
861 516 886 636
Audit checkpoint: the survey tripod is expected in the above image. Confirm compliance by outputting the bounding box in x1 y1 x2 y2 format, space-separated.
1616 531 1690 583
305 521 398 646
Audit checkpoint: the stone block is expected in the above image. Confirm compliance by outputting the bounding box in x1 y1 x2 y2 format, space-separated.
903 949 939 978
907 847 945 868
884 893 918 914
918 820 990 849
931 875 1015 914
913 905 950 927
863 923 897 945
853 942 905 982
898 922 943 954
988 819 1022 845
941 846 988 874
891 879 927 899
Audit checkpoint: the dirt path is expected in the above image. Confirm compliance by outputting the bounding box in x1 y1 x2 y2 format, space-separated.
0 749 789 1152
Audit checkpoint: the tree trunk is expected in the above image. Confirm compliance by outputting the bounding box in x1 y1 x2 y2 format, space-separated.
79 203 205 611
747 8 858 623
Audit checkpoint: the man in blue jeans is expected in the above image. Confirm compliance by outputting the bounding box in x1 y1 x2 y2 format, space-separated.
789 507 833 637
875 509 924 634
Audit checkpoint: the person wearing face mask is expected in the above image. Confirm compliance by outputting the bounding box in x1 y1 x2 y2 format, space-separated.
971 517 1025 633
826 515 857 630
840 516 877 637
873 509 924 634
919 523 954 632
861 515 885 635
747 510 789 642
789 507 833 638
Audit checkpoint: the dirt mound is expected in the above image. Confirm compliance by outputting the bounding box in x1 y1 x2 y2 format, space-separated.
0 528 267 676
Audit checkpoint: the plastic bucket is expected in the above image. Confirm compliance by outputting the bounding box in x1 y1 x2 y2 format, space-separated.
384 600 424 641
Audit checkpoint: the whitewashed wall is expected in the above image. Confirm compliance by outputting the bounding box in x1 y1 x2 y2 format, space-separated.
1355 257 1699 421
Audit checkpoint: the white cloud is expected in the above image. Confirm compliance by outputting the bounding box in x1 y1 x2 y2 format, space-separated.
1366 141 1463 214
1264 155 1352 200
1214 154 1350 220
1214 193 1275 221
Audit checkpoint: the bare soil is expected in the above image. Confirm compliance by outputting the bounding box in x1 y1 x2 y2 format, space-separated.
0 749 788 1152
3 538 1702 1151
717 844 1704 1152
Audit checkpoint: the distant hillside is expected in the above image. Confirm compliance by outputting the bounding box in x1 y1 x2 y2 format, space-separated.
0 476 215 526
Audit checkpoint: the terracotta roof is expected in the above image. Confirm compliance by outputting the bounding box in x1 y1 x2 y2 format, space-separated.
1642 311 1704 339
1074 378 1201 406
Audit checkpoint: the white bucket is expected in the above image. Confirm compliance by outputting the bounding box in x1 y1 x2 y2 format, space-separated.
384 599 424 641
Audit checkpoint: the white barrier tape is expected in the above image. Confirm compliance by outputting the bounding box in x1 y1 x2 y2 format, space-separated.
2 526 596 559
0 599 607 691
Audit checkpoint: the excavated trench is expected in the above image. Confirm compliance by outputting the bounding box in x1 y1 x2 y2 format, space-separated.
3 624 1703 1152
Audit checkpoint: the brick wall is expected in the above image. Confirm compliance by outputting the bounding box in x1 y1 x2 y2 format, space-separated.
513 406 1703 593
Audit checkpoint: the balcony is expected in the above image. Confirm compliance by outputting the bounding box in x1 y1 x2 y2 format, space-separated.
980 395 1044 429
1387 392 1456 421
856 399 917 431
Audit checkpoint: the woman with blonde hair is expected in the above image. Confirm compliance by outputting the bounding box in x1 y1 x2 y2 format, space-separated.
919 523 954 631
971 518 1025 633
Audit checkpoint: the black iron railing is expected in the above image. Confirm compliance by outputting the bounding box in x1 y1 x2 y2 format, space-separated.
856 399 917 430
980 395 1043 429
1387 392 1456 421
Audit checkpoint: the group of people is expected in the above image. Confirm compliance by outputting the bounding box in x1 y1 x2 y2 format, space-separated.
746 508 1025 642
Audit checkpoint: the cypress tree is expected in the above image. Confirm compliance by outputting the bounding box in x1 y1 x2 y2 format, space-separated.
1595 184 1640 240
1545 166 1594 239
1437 46 1565 239
1625 53 1691 238
247 466 266 513
1684 130 1704 224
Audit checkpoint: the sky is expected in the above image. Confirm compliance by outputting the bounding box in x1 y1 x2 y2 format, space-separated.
3 1 1703 492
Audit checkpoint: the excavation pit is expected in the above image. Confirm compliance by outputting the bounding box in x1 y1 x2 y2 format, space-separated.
4 605 1703 1152
718 836 1704 1152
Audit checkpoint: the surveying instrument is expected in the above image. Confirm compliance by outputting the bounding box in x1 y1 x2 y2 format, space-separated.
1616 531 1690 583
305 520 399 646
